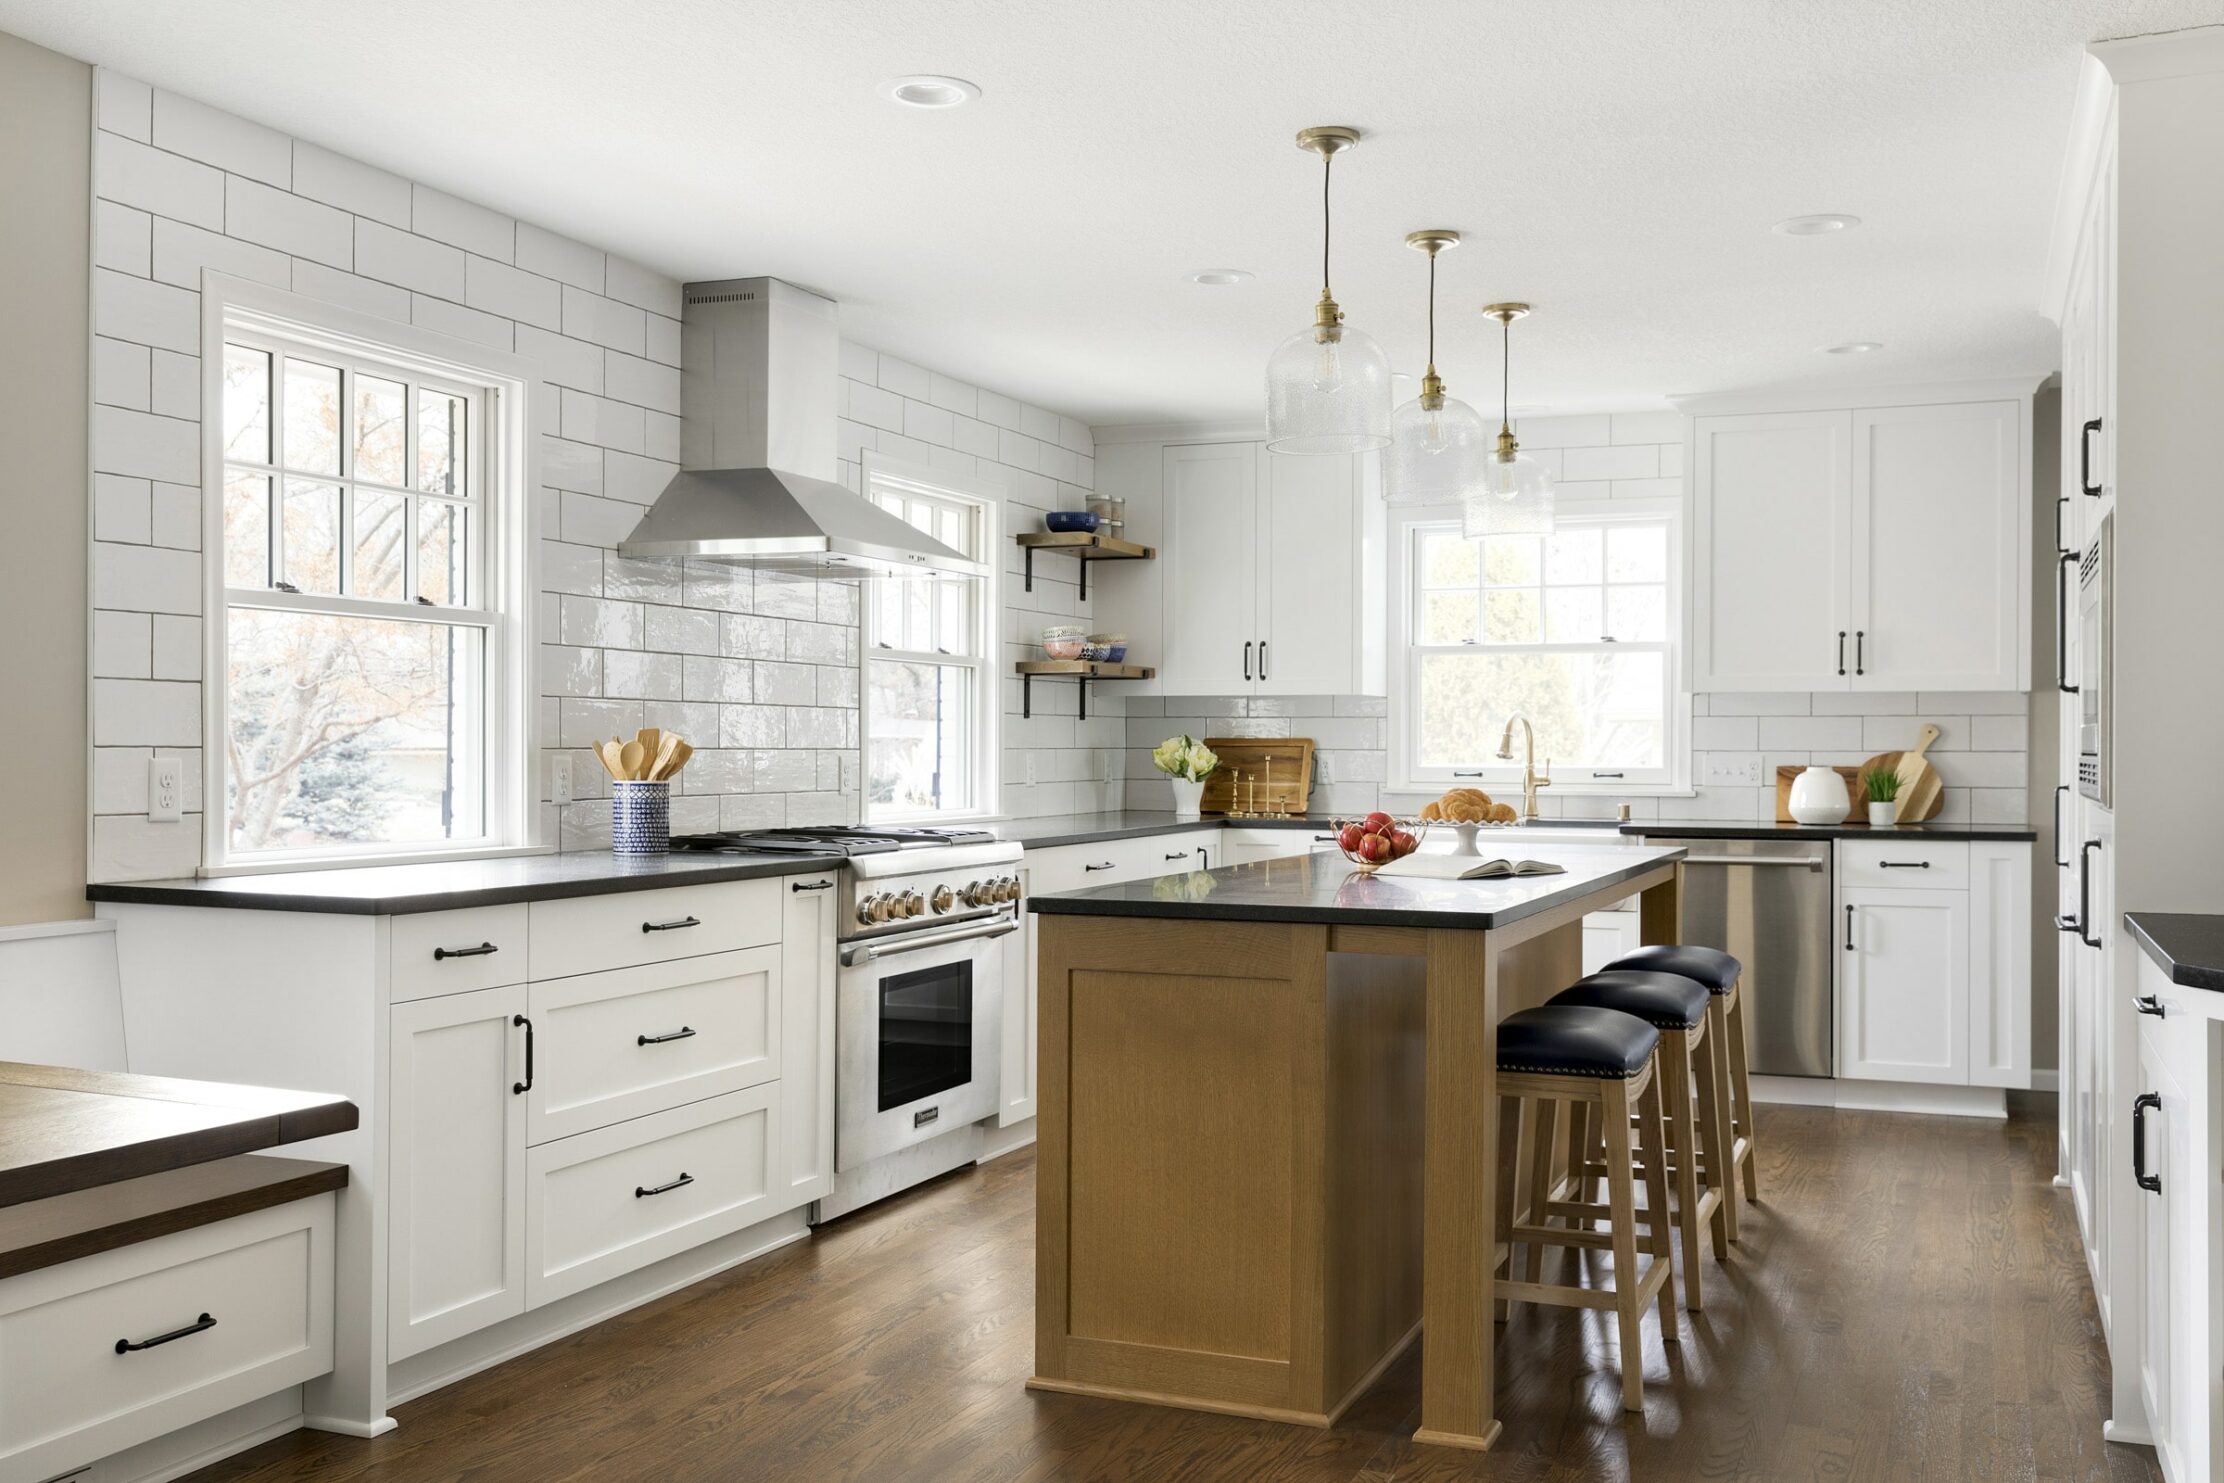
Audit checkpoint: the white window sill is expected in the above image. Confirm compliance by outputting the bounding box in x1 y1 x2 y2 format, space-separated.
199 842 555 879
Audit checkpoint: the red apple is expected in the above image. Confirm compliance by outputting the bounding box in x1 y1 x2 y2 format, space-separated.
1391 829 1417 857
1364 810 1395 833
1338 823 1365 853
1359 832 1392 863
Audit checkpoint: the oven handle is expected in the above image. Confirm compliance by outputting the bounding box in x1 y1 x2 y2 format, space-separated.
841 917 1018 966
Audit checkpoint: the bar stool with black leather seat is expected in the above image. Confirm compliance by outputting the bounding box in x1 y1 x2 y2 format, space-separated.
1492 1003 1677 1413
1603 944 1758 1214
1544 969 1731 1310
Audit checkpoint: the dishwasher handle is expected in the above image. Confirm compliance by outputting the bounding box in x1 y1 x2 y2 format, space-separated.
1677 854 1827 870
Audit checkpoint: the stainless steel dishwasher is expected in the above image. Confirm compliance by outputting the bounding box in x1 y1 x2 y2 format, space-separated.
1639 834 1834 1077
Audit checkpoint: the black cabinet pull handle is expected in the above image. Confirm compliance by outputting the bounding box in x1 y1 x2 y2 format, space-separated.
2135 995 2166 1019
1314 834 1338 842
1837 631 1846 677
1855 630 1865 676
116 1312 215 1354
1591 771 1625 780
635 1172 694 1199
1844 903 1854 951
1878 860 1931 870
1163 851 1189 860
2055 494 2073 557
2056 551 2080 694
790 879 833 892
637 1026 696 1046
513 1014 534 1095
2053 784 2070 868
642 916 701 933
1243 640 1252 682
2080 417 2104 498
1083 861 1114 872
2132 1092 2161 1193
2077 840 2102 948
434 941 498 960
1259 640 1268 681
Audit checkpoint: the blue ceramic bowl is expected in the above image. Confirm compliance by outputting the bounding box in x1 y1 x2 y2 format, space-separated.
1044 511 1100 534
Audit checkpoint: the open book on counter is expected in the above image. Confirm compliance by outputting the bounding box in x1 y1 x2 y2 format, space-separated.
1372 854 1569 881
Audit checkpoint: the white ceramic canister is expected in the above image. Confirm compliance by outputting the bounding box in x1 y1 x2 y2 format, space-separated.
1788 766 1851 825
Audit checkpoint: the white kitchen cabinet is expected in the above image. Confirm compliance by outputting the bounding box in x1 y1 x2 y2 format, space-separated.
1967 841 2033 1088
1582 906 1642 976
2135 1023 2180 1472
387 984 528 1362
1839 887 1971 1085
1686 390 2031 692
779 871 840 1206
1094 434 1384 698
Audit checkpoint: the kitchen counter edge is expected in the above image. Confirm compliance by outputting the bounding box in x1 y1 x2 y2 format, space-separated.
2126 912 2224 994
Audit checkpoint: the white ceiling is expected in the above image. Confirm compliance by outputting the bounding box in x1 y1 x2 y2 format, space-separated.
5 0 2221 426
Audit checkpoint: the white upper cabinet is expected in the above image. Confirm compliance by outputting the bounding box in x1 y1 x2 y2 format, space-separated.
1094 434 1384 698
1688 389 2031 692
1690 410 1853 691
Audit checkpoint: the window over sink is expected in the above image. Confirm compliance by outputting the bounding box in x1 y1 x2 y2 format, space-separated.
1388 499 1686 792
205 284 533 870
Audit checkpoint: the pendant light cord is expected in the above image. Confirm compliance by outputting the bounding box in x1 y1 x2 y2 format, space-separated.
1500 318 1512 433
1426 250 1437 369
1321 153 1334 295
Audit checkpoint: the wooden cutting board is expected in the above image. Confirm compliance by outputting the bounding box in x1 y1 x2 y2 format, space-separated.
1857 742 1944 823
1890 723 1944 822
1199 738 1314 817
1774 765 1863 825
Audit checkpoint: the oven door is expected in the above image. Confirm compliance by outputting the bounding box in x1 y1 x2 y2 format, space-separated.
836 915 1011 1171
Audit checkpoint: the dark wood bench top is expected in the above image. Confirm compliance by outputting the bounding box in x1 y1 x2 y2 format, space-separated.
0 1154 348 1278
0 1062 358 1208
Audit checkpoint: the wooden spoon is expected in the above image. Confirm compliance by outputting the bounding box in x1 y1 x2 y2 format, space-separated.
618 739 647 781
592 741 625 781
647 733 683 781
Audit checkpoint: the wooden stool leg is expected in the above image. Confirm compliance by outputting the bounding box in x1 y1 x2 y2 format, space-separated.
1727 984 1760 1202
1658 1029 1706 1308
1494 1092 1522 1321
1706 993 1745 1242
1692 1017 1735 1256
1633 1065 1678 1341
1601 1077 1647 1413
1524 1096 1560 1287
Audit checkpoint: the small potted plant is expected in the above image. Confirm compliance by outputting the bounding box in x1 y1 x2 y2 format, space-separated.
1151 735 1219 820
1862 766 1902 828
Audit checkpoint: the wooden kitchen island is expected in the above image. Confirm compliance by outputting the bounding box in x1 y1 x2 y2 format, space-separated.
1026 842 1685 1452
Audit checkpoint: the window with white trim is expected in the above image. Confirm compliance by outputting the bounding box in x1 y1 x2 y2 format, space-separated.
1392 502 1682 790
861 459 998 819
211 308 525 866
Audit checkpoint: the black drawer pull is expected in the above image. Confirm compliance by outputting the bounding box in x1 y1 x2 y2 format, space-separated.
790 879 833 892
2135 995 2166 1019
1844 903 1854 951
117 1312 216 1353
513 1014 534 1095
1591 771 1625 780
1878 860 1931 870
1164 850 1189 861
637 1026 696 1046
1083 862 1115 872
2132 1093 2160 1193
635 1172 694 1199
2080 417 2104 498
642 916 702 933
434 941 498 960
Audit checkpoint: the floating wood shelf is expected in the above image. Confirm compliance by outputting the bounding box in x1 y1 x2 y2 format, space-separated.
1014 660 1156 720
1014 532 1156 599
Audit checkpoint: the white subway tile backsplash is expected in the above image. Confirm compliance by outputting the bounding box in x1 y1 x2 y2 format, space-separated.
561 284 646 355
291 260 410 319
94 200 152 276
224 177 351 268
95 131 223 228
150 352 198 419
466 254 562 330
411 293 514 353
604 350 679 415
149 482 198 550
94 678 200 747
93 610 152 678
602 255 682 318
151 615 200 680
290 140 410 226
151 217 290 290
154 91 290 186
95 69 152 141
411 184 513 261
515 223 605 292
1609 410 1683 444
877 355 931 401
353 218 465 298
95 268 198 355
1562 443 1661 482
95 405 198 484
94 475 152 544
95 337 151 412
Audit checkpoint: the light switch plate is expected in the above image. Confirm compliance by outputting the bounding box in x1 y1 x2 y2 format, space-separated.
1701 753 1765 788
551 754 574 805
148 756 182 822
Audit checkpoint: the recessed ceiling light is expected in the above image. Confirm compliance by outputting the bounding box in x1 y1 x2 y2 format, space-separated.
1774 213 1861 236
1185 268 1253 286
1822 341 1882 355
882 75 980 109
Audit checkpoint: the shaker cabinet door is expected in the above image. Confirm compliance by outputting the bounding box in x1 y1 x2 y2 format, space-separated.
1157 443 1259 695
1838 888 1970 1085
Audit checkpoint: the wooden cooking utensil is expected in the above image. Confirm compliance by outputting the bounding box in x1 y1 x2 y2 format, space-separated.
659 739 693 780
618 739 647 781
637 727 661 768
647 733 682 782
1892 723 1944 823
595 739 626 781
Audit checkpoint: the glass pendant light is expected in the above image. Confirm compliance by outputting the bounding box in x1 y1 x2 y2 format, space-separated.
1265 127 1391 455
1462 303 1556 536
1385 230 1488 504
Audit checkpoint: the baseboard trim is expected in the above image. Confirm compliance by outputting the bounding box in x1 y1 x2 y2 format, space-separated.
2103 1416 2156 1447
1749 1075 2008 1119
299 1412 398 1438
2029 1068 2061 1092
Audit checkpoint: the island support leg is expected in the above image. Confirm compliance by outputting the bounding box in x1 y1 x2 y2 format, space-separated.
1414 927 1503 1452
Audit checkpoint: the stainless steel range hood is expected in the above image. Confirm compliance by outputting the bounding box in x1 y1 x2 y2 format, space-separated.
618 277 977 578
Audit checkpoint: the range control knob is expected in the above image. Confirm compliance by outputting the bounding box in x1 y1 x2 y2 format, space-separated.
996 876 1021 903
930 885 955 915
902 890 927 918
960 879 988 907
858 894 890 925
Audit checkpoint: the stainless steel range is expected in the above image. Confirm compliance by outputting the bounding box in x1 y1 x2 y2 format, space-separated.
672 824 1025 1220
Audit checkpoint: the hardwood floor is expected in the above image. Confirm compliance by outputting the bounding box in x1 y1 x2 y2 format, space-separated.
190 1094 2154 1482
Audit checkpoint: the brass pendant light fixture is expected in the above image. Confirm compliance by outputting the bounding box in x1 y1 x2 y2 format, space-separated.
1385 230 1488 504
1461 303 1557 536
1264 126 1391 455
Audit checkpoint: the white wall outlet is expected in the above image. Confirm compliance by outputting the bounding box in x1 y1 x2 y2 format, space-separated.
1701 753 1766 788
148 756 182 822
551 754 574 805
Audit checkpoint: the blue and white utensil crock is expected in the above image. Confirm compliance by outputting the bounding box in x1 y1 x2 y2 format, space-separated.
612 780 671 855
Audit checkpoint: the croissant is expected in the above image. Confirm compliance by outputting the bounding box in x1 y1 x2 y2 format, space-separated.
1486 802 1518 823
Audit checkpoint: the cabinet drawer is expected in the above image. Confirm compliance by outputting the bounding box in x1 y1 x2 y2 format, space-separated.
1057 832 1217 885
525 1086 780 1307
528 879 781 979
527 947 781 1144
0 1195 334 1483
1839 839 1969 890
391 905 528 1001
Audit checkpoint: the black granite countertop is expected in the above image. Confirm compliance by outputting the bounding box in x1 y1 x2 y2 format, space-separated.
2126 913 2224 993
1029 843 1686 931
86 849 840 916
989 812 1369 849
1628 819 2038 842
